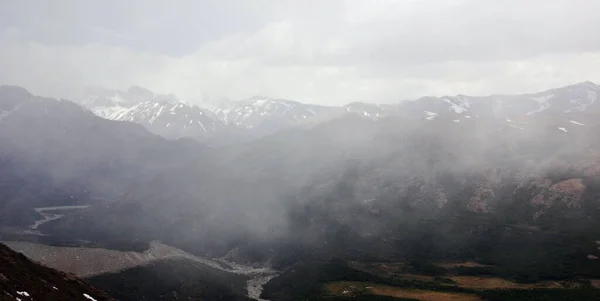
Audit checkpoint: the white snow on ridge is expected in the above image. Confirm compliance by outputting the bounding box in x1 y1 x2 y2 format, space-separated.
526 102 551 115
442 96 470 113
198 120 207 132
558 127 568 133
149 105 165 124
570 90 599 111
83 293 98 301
0 103 27 125
532 93 554 103
424 111 438 120
91 102 220 133
569 120 586 126
16 291 29 297
92 106 133 120
588 90 598 106
525 93 555 115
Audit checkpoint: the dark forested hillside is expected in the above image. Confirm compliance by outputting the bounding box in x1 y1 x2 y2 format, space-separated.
87 259 252 301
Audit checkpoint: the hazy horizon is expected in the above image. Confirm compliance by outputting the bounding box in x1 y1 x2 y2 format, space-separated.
2 0 600 106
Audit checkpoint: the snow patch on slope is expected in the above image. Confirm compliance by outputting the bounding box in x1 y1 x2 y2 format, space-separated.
526 93 554 115
508 124 525 130
569 120 585 126
442 96 470 113
215 98 334 128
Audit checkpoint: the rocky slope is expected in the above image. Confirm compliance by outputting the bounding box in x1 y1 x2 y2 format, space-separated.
5 240 276 300
0 243 112 301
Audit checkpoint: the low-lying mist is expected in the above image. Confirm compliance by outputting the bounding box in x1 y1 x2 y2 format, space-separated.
3 84 600 269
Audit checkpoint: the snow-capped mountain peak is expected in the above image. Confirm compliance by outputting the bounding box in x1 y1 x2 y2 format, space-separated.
80 86 225 141
342 102 396 120
80 81 599 144
214 97 336 130
441 95 471 114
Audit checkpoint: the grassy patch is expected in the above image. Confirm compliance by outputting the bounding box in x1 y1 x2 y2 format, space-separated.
327 281 482 301
448 276 563 290
436 262 493 269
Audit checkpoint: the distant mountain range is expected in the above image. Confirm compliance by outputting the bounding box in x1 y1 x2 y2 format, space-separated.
78 82 600 144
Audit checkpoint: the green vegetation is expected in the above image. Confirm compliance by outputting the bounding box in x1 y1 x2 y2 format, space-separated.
262 260 386 301
263 259 600 301
480 288 600 301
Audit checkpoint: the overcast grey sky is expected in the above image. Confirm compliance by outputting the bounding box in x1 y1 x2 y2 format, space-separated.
1 0 600 105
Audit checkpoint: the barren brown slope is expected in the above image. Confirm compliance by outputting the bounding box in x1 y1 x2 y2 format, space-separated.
2 240 236 277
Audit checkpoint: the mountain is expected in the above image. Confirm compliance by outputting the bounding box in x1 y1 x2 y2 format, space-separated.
81 85 160 108
0 243 113 301
4 82 600 300
342 102 397 120
92 101 227 141
44 88 600 257
0 85 203 227
80 86 228 142
402 81 600 121
213 97 339 135
5 82 600 234
37 95 600 301
80 82 600 145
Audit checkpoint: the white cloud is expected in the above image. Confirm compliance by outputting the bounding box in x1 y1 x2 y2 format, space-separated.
1 0 600 106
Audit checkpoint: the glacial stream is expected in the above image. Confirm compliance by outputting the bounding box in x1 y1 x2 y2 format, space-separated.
27 205 91 232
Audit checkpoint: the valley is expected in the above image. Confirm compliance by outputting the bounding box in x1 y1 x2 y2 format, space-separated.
4 2 600 299
3 83 600 300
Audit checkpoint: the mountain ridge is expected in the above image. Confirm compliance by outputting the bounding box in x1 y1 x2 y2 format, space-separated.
75 81 599 144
